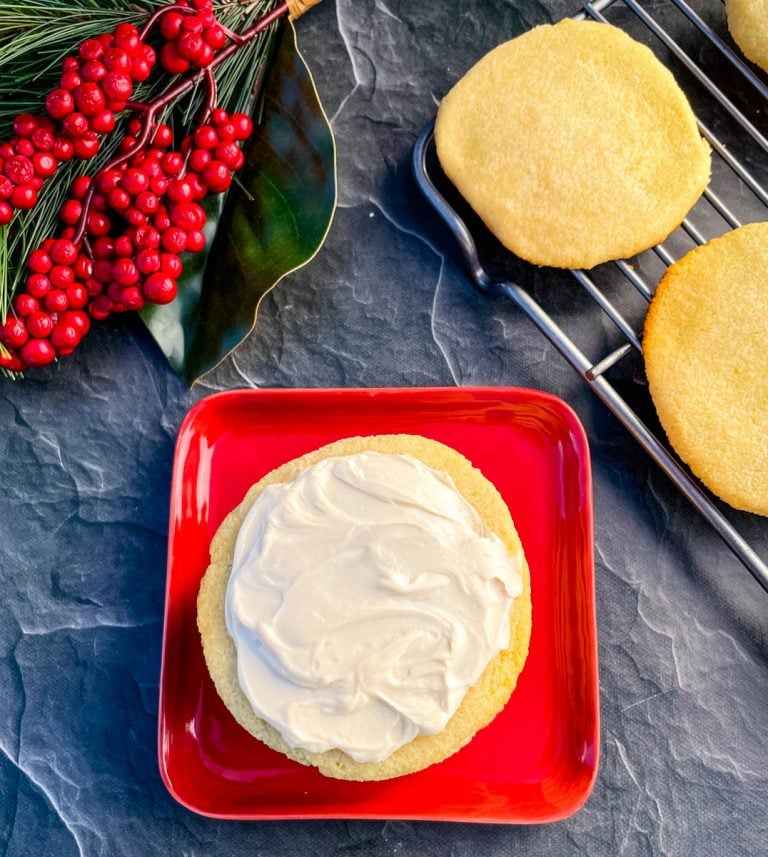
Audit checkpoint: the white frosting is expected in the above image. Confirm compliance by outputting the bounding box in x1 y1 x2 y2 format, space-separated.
225 451 523 763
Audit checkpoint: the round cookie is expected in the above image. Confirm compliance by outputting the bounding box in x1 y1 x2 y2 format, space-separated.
726 0 768 73
644 223 768 516
197 434 532 781
434 19 711 270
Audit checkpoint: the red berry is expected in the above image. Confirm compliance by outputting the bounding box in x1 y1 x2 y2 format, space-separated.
150 175 169 196
4 155 34 184
217 122 237 141
136 249 160 274
188 174 207 200
51 323 79 350
153 210 171 231
89 295 113 320
59 199 82 226
160 10 185 40
185 230 206 252
109 187 131 210
204 24 227 49
87 211 111 237
143 273 177 304
14 294 39 317
230 113 253 141
64 112 90 138
107 281 126 304
28 176 44 192
14 139 35 158
60 71 82 91
0 202 13 225
73 133 100 159
10 185 38 209
93 259 113 283
21 338 57 367
63 310 90 336
26 311 54 338
131 57 152 82
152 124 174 149
123 167 149 195
120 135 138 154
171 201 205 231
135 190 159 215
74 255 93 280
0 177 12 200
160 253 182 277
80 60 107 83
0 143 13 158
167 178 193 203
161 152 184 175
187 148 210 173
211 108 228 125
45 289 69 313
193 125 218 150
202 160 231 193
50 265 74 289
33 152 58 178
161 226 187 253
13 114 39 137
114 23 141 57
92 237 114 259
104 47 131 73
53 137 75 162
79 38 104 62
177 32 205 62
161 43 190 75
101 72 132 103
133 225 161 249
26 274 51 298
71 176 91 199
28 250 52 274
215 141 244 170
60 226 76 240
181 15 204 34
1 317 29 349
90 109 116 134
46 89 75 120
65 284 88 309
121 286 145 310
126 208 147 227
75 82 106 116
114 235 133 256
62 56 79 72
30 128 55 151
97 169 123 194
50 239 78 265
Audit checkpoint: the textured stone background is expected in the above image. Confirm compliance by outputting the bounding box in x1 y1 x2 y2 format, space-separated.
2 0 767 855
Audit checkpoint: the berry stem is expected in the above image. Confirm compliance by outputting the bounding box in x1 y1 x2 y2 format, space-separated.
73 0 289 247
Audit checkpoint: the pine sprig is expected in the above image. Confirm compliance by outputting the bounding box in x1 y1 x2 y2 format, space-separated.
0 0 279 324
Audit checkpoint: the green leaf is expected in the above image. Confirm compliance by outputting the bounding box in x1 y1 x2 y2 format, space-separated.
140 21 336 384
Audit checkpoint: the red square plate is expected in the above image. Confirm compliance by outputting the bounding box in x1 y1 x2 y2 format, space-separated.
158 387 599 822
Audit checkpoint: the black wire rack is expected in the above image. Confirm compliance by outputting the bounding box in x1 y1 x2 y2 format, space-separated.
412 0 768 591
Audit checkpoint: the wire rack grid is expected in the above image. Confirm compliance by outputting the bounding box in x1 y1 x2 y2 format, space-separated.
412 0 768 591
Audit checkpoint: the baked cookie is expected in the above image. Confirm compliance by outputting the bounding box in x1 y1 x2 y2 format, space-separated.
644 223 768 516
197 434 532 781
726 0 768 73
435 19 711 269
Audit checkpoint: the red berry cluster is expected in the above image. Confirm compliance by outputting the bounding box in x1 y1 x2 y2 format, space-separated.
160 0 228 74
0 23 156 227
0 110 253 372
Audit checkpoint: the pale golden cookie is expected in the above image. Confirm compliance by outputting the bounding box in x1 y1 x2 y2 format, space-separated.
197 434 532 781
435 19 711 269
727 0 768 73
644 223 768 516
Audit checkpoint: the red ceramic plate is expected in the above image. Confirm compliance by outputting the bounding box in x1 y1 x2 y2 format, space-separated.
158 387 599 822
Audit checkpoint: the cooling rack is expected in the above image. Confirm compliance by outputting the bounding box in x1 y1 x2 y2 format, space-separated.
412 0 768 591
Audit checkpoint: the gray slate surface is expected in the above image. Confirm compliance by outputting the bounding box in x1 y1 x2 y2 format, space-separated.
2 0 767 854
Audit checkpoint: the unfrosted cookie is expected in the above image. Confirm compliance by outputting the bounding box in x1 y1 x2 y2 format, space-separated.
727 0 768 72
644 223 768 516
197 434 532 781
435 19 711 269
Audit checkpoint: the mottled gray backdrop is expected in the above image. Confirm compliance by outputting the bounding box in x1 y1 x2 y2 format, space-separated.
1 0 767 855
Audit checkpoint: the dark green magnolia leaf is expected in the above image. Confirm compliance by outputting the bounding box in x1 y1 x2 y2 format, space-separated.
140 21 336 383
